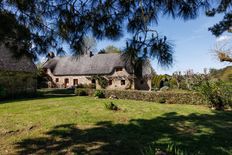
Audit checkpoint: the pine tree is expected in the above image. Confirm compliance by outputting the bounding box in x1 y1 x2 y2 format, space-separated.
1 0 229 65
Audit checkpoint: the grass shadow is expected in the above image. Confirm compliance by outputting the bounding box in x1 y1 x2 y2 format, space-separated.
0 88 75 104
15 111 232 155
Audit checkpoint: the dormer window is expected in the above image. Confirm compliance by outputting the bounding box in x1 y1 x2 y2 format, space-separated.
116 67 123 72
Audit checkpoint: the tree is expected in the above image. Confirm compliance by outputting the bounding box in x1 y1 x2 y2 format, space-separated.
213 38 232 63
104 45 121 53
206 1 232 37
83 36 97 54
0 0 226 65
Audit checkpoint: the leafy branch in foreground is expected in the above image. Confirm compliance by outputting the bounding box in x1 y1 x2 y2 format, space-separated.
0 0 213 64
1 0 231 66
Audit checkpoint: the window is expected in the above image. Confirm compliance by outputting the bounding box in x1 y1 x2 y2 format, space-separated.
116 68 123 72
73 79 78 85
55 78 59 82
109 80 112 85
65 78 69 83
140 80 144 84
92 79 96 84
121 80 125 85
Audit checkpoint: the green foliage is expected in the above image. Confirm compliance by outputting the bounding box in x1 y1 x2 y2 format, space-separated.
75 89 88 96
90 75 108 89
152 75 170 89
38 88 74 95
36 65 49 88
104 102 120 111
94 90 105 98
169 78 178 88
1 0 221 66
158 97 166 104
1 96 231 154
76 83 96 89
142 143 195 155
207 2 232 36
104 45 121 54
209 66 232 82
195 80 232 110
98 89 206 105
98 76 108 89
0 85 6 97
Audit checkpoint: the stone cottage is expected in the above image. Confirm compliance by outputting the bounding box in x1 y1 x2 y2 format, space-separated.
0 44 37 98
42 53 152 90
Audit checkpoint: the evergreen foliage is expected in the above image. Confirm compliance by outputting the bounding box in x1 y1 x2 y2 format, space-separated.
0 0 224 65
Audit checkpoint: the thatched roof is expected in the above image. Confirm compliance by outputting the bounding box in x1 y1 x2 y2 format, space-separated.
43 53 152 76
0 44 36 73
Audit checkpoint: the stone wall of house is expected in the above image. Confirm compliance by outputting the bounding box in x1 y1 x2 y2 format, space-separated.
104 68 135 90
0 71 37 98
47 67 151 91
46 69 92 88
47 68 139 90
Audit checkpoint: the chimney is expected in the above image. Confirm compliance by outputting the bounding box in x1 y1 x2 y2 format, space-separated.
47 52 55 59
89 51 94 57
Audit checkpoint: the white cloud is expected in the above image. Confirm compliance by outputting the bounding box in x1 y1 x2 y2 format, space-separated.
216 35 232 42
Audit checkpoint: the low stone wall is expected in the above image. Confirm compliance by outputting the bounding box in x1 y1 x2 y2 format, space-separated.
0 71 37 99
75 88 207 105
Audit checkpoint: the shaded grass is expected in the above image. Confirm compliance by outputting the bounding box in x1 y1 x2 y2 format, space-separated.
0 96 231 154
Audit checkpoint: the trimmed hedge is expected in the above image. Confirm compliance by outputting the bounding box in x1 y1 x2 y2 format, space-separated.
75 88 207 105
38 88 75 95
74 88 95 96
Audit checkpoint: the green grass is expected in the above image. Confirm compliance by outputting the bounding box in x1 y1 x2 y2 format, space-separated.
0 96 231 155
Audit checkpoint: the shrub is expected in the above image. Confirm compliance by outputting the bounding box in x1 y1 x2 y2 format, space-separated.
169 78 178 88
0 85 6 97
89 83 96 89
75 88 88 96
195 80 232 110
99 89 205 105
105 102 120 111
97 76 108 89
39 88 74 95
158 97 166 104
141 143 193 155
76 83 96 89
94 90 105 98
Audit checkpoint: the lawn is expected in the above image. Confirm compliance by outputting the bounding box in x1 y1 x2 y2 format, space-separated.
0 96 231 155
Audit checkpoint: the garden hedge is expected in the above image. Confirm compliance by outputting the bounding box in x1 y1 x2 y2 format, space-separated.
75 88 207 105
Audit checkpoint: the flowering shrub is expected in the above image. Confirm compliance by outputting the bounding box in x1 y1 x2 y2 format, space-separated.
195 80 232 110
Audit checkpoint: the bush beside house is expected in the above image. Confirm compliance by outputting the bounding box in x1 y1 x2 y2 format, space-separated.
75 88 207 105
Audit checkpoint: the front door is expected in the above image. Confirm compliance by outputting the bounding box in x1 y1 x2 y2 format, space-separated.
73 79 78 86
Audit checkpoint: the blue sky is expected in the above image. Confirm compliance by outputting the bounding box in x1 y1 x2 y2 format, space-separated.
96 14 231 75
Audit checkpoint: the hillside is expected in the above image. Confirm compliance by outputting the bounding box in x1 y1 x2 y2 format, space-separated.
210 66 232 82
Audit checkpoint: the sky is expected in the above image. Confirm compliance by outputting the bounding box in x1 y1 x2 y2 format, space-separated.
96 13 231 75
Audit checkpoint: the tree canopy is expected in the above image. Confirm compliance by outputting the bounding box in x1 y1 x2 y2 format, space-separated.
0 0 231 66
99 45 121 54
213 38 232 63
